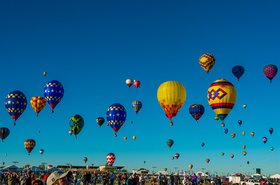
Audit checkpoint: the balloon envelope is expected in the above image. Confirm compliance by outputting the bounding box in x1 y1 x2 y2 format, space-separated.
174 153 180 159
106 153 116 166
126 79 133 87
30 96 46 116
269 128 273 135
132 100 142 114
24 139 36 154
199 54 215 73
106 103 126 135
0 127 10 141
232 65 245 81
96 117 105 127
189 104 205 122
44 80 64 112
69 114 84 136
262 137 268 144
263 64 278 82
167 139 174 148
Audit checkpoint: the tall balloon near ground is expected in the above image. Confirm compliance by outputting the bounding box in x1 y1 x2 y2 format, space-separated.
44 80 64 113
199 54 215 73
263 64 278 82
157 81 186 126
189 104 205 123
207 79 236 123
106 153 116 166
30 96 46 116
5 90 27 126
106 103 126 136
24 139 36 155
232 65 245 81
0 127 10 142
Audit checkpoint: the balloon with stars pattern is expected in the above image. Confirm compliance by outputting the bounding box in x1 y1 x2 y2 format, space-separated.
106 103 127 136
44 80 64 113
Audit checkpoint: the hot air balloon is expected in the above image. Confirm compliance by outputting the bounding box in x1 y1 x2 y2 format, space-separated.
172 156 175 160
221 152 225 156
199 54 215 73
133 80 141 88
205 158 210 164
157 81 186 126
106 103 127 136
247 161 250 165
230 154 234 158
106 153 116 166
96 117 105 127
0 127 10 142
126 79 133 87
188 164 193 169
242 151 247 156
132 100 142 114
43 71 47 76
243 104 247 109
263 64 278 82
221 123 225 127
269 128 273 135
224 128 228 134
132 136 136 140
262 137 268 144
242 145 246 149
167 139 174 148
251 132 255 137
124 136 127 140
231 133 236 138
39 149 44 155
207 79 236 123
69 114 84 138
189 104 205 123
242 131 246 136
84 157 88 163
5 90 27 125
201 142 205 147
270 147 275 151
24 139 36 155
232 65 245 81
30 96 46 116
238 120 242 126
44 80 64 113
174 153 180 159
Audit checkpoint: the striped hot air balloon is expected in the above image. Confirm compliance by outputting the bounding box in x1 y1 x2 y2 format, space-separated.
199 54 215 73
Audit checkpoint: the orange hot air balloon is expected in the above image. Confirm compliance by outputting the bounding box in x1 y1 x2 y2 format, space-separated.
157 81 186 126
24 139 36 155
231 133 236 138
242 145 246 149
221 123 225 127
199 54 215 73
242 151 247 156
124 136 127 140
30 96 47 116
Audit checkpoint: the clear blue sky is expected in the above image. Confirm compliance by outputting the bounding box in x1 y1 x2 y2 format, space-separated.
0 0 279 176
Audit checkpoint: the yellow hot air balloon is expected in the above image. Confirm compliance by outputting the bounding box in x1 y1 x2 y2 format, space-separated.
199 54 215 73
207 79 236 122
43 71 47 76
132 136 136 140
124 136 127 140
188 164 193 169
30 96 47 116
157 81 186 126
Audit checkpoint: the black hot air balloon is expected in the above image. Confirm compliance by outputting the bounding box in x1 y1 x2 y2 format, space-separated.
0 127 10 142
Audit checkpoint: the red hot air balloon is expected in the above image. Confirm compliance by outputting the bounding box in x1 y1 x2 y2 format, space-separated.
24 139 36 155
133 80 141 88
174 153 180 159
263 64 278 82
106 153 116 166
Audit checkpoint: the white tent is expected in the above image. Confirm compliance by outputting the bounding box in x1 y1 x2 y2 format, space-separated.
196 171 208 177
270 174 280 179
155 170 169 175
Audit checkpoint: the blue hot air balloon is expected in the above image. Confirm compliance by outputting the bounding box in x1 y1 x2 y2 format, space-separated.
189 104 205 123
232 65 245 81
44 80 64 113
0 127 10 142
269 128 273 135
224 128 229 134
166 139 174 148
5 90 27 125
106 103 126 136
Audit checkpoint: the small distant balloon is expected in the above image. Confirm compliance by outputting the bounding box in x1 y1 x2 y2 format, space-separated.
231 133 236 138
132 100 142 114
230 154 234 158
221 123 225 127
205 158 210 164
188 164 193 169
251 132 255 137
242 131 246 136
124 136 127 140
263 64 278 83
199 53 215 73
39 149 44 155
84 157 88 163
270 147 275 151
214 115 219 121
269 128 273 135
96 117 105 127
43 71 47 76
125 79 133 88
224 128 228 134
201 142 205 147
247 161 250 165
242 145 246 149
189 104 205 123
167 139 174 148
133 80 141 88
242 151 247 156
243 104 247 109
221 152 225 156
232 65 245 81
0 127 10 142
262 137 268 144
132 136 136 140
238 120 242 126
174 153 180 159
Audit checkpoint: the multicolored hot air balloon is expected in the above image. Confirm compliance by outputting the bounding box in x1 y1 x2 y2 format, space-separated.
44 80 64 113
157 81 186 126
232 65 245 81
251 132 255 137
262 137 268 144
207 79 236 123
242 151 247 156
132 136 136 140
106 153 116 166
174 153 180 159
189 104 205 123
69 114 84 138
167 139 174 148
39 149 44 155
132 100 142 114
263 64 278 82
30 96 46 116
0 127 10 142
5 90 27 125
24 139 36 155
96 117 105 127
199 54 215 73
126 79 133 87
106 103 126 136
269 128 273 135
84 157 88 163
133 80 141 88
231 133 236 138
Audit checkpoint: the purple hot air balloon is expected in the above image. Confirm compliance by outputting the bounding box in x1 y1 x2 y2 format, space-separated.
263 64 278 83
262 137 268 144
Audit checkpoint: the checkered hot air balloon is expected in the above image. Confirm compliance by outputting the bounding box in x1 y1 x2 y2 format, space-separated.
0 127 10 142
106 103 126 136
189 104 205 123
106 153 116 166
30 96 46 116
24 139 36 155
5 90 27 126
44 80 64 113
263 64 278 83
